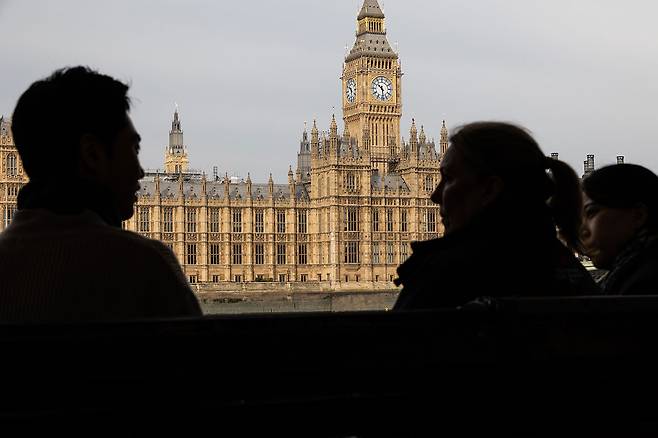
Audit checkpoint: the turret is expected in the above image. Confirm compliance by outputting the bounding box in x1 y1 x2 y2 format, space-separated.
440 120 449 157
310 120 319 160
329 114 338 158
409 119 418 158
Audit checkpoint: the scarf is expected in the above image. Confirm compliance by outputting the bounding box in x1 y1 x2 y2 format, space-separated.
601 229 658 293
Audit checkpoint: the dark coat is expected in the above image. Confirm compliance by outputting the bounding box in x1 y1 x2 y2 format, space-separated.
603 237 658 295
394 205 599 310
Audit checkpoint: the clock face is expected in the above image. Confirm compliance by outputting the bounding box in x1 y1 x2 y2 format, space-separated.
346 78 356 103
371 76 393 101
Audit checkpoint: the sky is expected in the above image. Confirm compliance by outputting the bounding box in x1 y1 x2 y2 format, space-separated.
1 0 657 182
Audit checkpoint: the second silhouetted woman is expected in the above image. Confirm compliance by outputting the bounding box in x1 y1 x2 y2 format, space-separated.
394 122 598 310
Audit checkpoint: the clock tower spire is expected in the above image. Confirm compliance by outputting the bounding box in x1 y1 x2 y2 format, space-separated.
342 0 402 175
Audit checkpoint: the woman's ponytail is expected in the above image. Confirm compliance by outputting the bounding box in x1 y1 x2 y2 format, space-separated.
545 157 583 253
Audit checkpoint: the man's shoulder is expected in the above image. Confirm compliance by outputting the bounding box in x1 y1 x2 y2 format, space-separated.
100 227 172 256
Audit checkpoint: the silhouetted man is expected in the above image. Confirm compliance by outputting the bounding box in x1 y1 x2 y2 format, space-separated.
0 66 201 321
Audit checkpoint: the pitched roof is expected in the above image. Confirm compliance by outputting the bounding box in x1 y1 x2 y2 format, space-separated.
345 32 397 62
357 0 385 20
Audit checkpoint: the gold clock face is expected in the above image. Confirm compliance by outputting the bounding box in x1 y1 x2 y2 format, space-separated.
371 76 392 101
346 78 356 103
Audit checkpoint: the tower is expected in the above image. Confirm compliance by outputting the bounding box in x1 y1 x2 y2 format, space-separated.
296 122 311 182
342 0 402 175
164 106 189 174
439 120 449 158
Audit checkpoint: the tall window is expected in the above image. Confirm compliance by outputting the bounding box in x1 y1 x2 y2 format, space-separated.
344 241 359 264
427 209 437 233
3 206 16 228
372 209 379 232
209 244 221 265
386 242 395 264
276 210 286 233
255 209 264 233
232 244 242 264
345 207 359 232
186 208 197 233
186 244 197 265
298 244 308 265
276 244 286 265
386 208 394 232
209 208 221 232
162 207 174 232
297 210 308 234
401 242 409 261
138 207 150 233
6 153 17 177
232 209 242 233
372 242 380 264
424 175 433 192
401 209 408 232
344 171 356 192
255 243 264 265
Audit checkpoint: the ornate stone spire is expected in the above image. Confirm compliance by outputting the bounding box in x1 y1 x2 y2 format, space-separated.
329 115 338 158
419 125 426 144
409 119 419 160
310 120 319 160
440 120 449 157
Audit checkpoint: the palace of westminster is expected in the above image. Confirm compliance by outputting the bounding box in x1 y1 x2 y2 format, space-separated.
0 1 449 288
1 1 611 288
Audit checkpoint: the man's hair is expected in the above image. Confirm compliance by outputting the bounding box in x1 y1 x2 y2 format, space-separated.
11 66 131 180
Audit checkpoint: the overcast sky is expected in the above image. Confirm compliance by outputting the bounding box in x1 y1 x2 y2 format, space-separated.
1 0 657 182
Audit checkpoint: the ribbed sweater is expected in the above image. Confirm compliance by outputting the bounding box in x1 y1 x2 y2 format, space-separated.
0 209 201 322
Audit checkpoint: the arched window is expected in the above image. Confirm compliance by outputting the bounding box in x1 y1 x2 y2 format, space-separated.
6 153 17 177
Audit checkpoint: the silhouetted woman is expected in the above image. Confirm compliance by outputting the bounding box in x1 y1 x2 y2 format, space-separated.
394 122 598 310
581 164 658 294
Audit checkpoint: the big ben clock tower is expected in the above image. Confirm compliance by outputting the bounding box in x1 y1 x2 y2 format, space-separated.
342 0 402 174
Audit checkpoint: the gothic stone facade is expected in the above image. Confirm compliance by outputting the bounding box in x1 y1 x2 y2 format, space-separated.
0 117 28 230
123 1 446 287
0 0 447 289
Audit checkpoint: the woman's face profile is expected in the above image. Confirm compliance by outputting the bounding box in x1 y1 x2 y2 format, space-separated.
580 193 646 269
432 146 495 235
